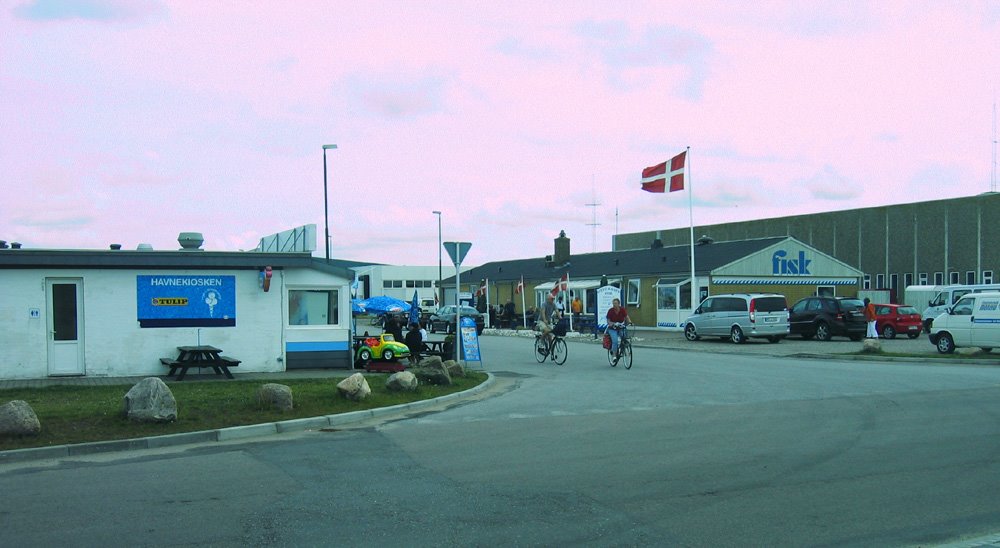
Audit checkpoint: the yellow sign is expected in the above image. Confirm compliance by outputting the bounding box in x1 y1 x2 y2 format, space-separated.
151 298 189 306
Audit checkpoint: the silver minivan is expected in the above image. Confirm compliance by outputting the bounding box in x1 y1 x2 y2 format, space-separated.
684 293 790 344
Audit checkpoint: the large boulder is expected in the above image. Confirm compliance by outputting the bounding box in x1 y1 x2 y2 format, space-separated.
257 383 293 411
386 371 418 392
861 338 882 353
443 359 465 378
0 400 41 437
412 364 452 386
337 373 371 401
123 377 177 423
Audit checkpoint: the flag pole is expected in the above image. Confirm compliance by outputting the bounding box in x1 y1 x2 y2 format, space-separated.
520 276 527 329
686 146 696 312
485 277 491 328
566 271 573 331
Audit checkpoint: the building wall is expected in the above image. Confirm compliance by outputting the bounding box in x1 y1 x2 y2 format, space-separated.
0 266 349 380
615 194 1000 302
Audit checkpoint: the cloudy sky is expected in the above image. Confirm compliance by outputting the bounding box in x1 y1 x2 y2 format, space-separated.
2 0 998 267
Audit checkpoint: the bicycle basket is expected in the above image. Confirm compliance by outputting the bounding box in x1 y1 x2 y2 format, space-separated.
602 333 612 349
553 319 568 337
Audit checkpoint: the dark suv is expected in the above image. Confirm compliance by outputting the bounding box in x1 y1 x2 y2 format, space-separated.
788 296 866 341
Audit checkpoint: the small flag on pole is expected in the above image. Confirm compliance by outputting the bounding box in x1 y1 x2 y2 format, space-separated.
515 276 524 295
641 150 686 193
549 272 568 297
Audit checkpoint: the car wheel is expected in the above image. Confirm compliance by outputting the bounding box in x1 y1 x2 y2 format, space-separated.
357 349 371 363
907 332 920 339
684 323 699 341
730 326 745 344
383 349 394 361
936 333 955 354
815 322 832 341
881 325 896 339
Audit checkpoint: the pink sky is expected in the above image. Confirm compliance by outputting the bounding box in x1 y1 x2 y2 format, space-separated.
2 0 998 266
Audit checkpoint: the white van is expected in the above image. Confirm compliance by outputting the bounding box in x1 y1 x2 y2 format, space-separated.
922 284 1000 331
928 291 1000 353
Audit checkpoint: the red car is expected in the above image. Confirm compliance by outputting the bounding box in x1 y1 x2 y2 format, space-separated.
874 304 922 339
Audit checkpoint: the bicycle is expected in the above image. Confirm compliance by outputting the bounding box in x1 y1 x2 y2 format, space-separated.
534 332 568 365
606 322 633 369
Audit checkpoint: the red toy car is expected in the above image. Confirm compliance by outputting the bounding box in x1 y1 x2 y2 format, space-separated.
874 304 922 339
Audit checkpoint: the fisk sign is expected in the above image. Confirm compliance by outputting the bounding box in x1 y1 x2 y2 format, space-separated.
772 250 812 275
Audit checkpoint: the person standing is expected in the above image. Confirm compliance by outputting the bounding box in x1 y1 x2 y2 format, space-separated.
404 323 423 365
863 298 878 339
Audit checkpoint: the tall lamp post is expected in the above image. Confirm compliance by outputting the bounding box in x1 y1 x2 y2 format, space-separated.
322 144 337 262
433 211 442 306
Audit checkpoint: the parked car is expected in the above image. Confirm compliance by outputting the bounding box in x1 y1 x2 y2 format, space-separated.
683 293 789 344
788 296 866 341
873 304 922 339
429 305 485 334
928 291 1000 353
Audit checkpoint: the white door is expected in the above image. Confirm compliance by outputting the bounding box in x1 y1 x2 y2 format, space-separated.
46 278 85 376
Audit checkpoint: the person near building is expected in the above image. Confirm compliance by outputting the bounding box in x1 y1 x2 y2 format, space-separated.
404 323 423 365
606 298 632 358
863 298 878 339
571 295 583 317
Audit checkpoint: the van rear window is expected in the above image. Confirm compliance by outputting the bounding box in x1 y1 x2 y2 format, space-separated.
753 297 787 312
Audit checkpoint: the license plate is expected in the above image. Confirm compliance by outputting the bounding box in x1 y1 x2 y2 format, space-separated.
908 326 919 331
764 316 779 323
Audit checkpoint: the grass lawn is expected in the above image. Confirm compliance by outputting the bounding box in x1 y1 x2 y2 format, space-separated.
0 372 488 452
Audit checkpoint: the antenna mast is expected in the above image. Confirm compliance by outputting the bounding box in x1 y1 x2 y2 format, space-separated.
992 98 997 193
585 175 601 252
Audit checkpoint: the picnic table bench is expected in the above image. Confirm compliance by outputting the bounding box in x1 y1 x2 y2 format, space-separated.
161 345 240 381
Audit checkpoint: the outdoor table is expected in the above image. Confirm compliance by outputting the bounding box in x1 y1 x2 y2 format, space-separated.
160 345 239 381
423 339 449 357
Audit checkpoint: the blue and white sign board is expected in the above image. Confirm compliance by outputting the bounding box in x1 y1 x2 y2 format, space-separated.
137 275 236 328
596 286 621 331
460 316 482 366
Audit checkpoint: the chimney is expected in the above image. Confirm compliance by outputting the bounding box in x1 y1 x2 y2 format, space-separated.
553 230 570 265
109 244 122 250
10 242 21 249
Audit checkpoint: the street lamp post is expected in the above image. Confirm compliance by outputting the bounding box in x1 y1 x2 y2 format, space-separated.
322 144 337 262
433 211 442 306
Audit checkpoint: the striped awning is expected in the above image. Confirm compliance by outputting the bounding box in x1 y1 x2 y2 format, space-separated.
713 278 858 286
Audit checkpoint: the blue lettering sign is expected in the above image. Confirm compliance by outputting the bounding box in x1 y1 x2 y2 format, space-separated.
771 250 812 275
137 275 236 328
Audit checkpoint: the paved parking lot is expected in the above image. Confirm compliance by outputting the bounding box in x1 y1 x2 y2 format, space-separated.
487 326 998 361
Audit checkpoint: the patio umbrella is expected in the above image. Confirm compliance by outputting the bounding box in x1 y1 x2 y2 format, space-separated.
351 299 366 315
408 290 420 326
358 295 411 315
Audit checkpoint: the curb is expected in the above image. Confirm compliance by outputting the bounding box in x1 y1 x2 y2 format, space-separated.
0 372 496 464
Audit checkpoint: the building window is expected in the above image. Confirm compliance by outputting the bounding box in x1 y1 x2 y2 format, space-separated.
383 280 392 288
919 272 928 285
654 278 690 310
965 271 976 284
288 289 339 326
863 275 871 289
984 271 994 284
626 279 640 306
876 274 885 288
406 280 415 288
934 272 944 285
816 286 836 297
904 273 913 287
890 274 898 290
393 280 403 288
949 271 960 284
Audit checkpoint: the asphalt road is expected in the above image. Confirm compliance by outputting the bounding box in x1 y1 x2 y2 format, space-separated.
3 334 1000 546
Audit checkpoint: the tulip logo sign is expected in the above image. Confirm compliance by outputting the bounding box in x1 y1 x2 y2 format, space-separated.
772 250 812 275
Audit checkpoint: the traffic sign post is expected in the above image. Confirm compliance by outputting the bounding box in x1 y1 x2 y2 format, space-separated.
443 241 472 363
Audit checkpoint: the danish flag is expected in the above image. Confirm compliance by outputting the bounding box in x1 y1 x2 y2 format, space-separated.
515 276 524 295
641 150 686 193
549 272 568 297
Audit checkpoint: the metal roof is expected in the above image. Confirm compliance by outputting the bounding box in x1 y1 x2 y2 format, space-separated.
447 236 790 284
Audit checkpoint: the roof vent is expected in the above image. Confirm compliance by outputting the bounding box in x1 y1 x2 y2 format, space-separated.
137 243 153 251
178 232 204 250
10 242 22 249
0 241 7 249
110 244 122 250
696 234 714 246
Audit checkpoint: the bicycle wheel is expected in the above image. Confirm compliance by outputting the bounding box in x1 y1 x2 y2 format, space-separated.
621 341 632 369
551 338 568 365
534 336 547 363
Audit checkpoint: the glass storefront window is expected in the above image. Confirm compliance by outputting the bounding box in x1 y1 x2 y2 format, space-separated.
288 289 339 326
